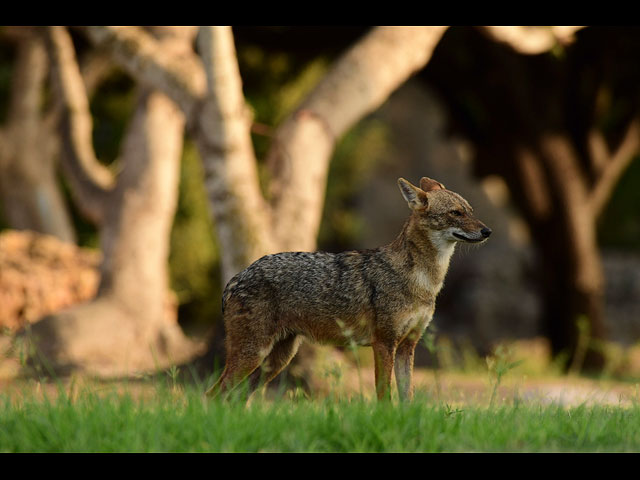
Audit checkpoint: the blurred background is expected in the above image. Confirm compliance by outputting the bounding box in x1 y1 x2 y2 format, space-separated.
0 26 639 381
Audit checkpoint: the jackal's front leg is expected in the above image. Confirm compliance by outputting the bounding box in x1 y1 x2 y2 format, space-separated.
394 335 420 401
372 340 396 400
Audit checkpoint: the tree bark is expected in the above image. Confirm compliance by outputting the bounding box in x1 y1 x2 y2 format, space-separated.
82 26 206 121
195 26 276 283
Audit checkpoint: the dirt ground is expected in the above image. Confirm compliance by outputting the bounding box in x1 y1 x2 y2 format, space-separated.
1 366 638 408
311 366 640 407
1 337 639 407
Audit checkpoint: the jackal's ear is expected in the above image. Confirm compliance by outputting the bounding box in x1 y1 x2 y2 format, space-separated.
420 177 445 192
398 178 429 210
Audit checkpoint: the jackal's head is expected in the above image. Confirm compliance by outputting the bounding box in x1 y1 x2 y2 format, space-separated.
398 177 491 245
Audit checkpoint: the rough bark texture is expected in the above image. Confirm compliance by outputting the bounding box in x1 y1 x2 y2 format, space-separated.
196 26 276 282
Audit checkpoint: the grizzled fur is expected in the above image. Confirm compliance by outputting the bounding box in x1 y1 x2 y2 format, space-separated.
207 177 491 401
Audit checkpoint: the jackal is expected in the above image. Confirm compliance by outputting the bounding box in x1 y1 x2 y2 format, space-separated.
206 177 491 401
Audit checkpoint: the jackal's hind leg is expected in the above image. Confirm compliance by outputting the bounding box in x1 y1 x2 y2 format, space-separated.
248 334 303 395
206 337 270 399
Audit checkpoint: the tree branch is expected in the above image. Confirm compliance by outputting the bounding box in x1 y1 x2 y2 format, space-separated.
514 145 553 222
538 135 603 294
44 48 117 138
82 25 270 280
587 128 610 178
267 26 449 251
80 49 116 97
481 26 586 54
81 26 206 122
46 26 115 225
590 119 640 218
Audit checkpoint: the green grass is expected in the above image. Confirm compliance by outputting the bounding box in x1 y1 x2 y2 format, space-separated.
2 383 640 452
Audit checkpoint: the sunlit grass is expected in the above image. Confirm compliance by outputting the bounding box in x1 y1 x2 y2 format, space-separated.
3 335 640 452
1 380 640 453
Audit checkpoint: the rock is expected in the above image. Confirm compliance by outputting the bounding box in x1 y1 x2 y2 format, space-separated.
602 251 640 345
0 230 100 332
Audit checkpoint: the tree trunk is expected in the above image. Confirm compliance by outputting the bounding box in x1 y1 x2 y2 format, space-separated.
536 214 605 371
23 27 201 377
511 137 606 371
195 26 276 284
421 26 640 372
98 89 183 326
266 26 448 253
0 29 75 243
78 26 450 382
537 135 606 369
25 88 200 376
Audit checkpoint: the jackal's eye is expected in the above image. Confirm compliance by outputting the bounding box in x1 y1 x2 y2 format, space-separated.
451 210 464 217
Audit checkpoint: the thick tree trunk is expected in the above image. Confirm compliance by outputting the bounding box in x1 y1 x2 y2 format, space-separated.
22 27 201 377
537 135 606 369
98 89 183 322
536 217 605 371
512 136 606 370
25 89 200 376
25 89 199 376
421 26 640 372
0 29 75 243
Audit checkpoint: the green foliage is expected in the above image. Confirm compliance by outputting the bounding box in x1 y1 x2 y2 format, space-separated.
0 32 15 124
89 70 136 166
318 119 390 252
597 155 640 250
168 140 221 330
237 43 331 198
486 345 525 408
2 386 640 452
